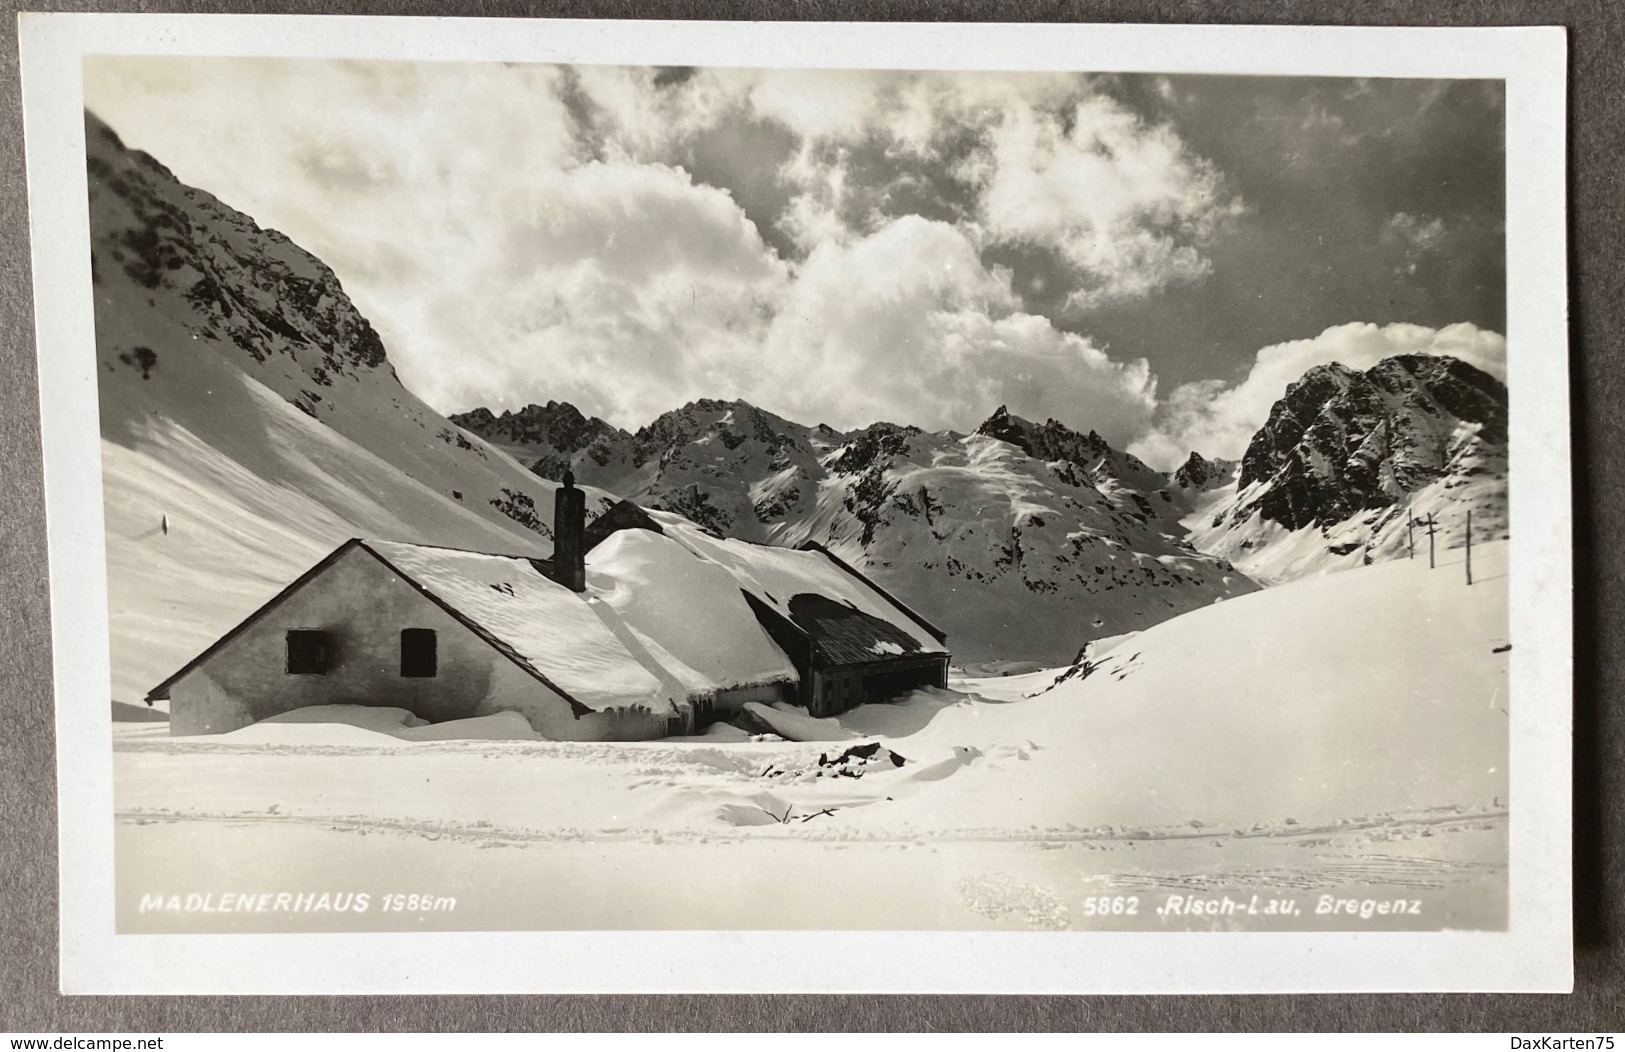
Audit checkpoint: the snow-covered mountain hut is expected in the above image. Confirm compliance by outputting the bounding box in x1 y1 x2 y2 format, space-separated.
149 478 947 737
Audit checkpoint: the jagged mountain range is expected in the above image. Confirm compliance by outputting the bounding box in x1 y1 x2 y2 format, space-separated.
452 398 1261 664
454 351 1510 651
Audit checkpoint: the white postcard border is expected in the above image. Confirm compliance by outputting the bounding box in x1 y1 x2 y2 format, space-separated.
19 13 1573 994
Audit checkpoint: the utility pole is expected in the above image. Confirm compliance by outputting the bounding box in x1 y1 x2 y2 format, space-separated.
1426 513 1437 569
1465 510 1473 586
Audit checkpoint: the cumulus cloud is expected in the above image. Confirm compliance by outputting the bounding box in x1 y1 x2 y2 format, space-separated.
1129 321 1507 470
83 58 795 425
84 57 1211 441
758 216 1159 439
93 58 1491 470
977 95 1242 311
428 161 790 425
756 72 1240 309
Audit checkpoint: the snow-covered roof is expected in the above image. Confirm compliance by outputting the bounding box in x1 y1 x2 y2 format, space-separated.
585 529 800 695
648 512 949 662
150 520 943 713
364 540 668 713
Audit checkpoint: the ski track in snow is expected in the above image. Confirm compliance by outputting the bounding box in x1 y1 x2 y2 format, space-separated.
114 799 1508 850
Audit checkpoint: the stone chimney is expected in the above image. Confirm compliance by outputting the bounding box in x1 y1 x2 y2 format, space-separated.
553 469 586 592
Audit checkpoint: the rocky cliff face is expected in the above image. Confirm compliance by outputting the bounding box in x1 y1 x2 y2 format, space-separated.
1187 354 1508 582
90 115 388 402
1172 451 1238 492
1236 356 1506 532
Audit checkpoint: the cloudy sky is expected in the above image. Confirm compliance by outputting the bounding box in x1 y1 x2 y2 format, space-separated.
83 58 1506 468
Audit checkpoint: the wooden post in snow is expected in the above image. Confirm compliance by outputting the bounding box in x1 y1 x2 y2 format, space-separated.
1466 510 1473 585
1426 513 1437 569
1407 517 1415 559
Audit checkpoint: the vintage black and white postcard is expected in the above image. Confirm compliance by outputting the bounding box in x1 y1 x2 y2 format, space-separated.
19 15 1571 993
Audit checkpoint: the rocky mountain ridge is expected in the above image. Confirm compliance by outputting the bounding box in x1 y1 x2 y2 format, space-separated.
453 396 1259 663
1186 354 1509 582
1172 451 1238 492
89 108 580 546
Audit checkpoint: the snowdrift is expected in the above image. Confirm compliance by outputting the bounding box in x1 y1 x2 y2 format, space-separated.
585 528 799 696
217 705 542 745
862 541 1510 831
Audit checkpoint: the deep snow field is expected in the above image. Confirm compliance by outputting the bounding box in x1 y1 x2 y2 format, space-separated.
114 542 1509 933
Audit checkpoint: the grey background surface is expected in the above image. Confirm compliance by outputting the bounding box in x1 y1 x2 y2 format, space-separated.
1 0 1617 1032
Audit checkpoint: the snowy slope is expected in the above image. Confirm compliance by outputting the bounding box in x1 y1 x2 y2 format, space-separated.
87 111 617 703
99 377 543 706
1185 355 1508 584
852 539 1509 832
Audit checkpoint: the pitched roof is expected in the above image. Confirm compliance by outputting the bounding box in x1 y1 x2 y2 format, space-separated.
794 540 948 645
584 528 799 693
647 513 949 664
147 538 671 714
147 538 365 703
362 540 667 712
784 592 935 666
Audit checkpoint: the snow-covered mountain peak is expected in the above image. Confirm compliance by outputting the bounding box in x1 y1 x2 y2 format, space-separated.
1189 352 1508 582
450 401 630 453
976 406 1162 486
824 421 926 475
1234 353 1505 530
447 401 636 486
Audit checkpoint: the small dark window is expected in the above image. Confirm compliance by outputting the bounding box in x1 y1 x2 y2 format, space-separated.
286 629 328 675
400 628 437 678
